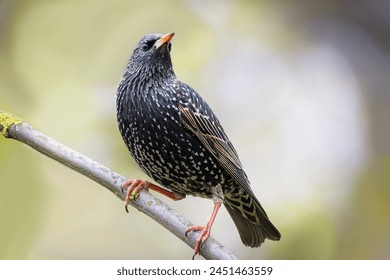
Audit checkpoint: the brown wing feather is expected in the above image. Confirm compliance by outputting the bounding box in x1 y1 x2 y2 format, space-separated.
179 104 281 239
179 104 254 196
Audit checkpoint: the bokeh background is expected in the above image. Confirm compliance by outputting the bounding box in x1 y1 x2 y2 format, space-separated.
1 0 389 260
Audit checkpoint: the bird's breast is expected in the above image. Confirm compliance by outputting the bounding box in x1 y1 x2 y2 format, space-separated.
118 86 225 197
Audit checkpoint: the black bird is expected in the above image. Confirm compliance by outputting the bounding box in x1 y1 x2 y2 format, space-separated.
116 32 281 257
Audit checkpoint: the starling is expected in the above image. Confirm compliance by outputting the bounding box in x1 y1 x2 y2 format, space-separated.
116 32 281 257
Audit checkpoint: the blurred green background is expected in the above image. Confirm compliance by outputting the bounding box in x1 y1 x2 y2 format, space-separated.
1 0 389 259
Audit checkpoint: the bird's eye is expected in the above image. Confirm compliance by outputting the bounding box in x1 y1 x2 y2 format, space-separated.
142 40 155 52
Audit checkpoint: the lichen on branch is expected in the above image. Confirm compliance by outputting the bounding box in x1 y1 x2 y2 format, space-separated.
0 110 23 137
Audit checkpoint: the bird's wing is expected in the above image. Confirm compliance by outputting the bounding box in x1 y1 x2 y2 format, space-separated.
176 82 254 196
177 83 283 240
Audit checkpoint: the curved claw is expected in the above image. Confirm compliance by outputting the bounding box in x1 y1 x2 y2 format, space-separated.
185 225 203 237
121 179 149 213
185 224 211 258
185 200 222 259
121 179 183 213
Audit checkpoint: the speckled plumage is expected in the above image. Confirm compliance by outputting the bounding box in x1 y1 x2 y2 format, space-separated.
116 33 280 248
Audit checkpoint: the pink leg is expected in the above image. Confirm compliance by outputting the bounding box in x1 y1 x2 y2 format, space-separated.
185 200 222 259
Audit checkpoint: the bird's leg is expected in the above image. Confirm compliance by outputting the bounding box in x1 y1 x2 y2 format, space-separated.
185 185 224 259
121 179 183 212
185 200 222 259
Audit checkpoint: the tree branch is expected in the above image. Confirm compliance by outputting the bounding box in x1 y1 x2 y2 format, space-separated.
0 110 237 260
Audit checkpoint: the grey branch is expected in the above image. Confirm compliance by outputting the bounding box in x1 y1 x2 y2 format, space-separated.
0 111 237 260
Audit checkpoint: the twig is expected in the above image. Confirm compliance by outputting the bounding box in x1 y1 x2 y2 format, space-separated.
0 110 237 260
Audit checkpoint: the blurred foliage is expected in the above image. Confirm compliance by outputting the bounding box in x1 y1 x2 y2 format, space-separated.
1 0 389 259
270 203 337 259
0 138 46 259
336 157 390 259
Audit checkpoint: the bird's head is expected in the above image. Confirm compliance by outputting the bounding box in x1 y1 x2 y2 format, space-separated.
127 33 175 77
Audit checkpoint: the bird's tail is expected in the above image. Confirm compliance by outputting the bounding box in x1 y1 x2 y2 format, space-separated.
224 192 281 247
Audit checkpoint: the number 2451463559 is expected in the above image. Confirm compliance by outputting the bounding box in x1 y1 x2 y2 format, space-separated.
209 266 273 276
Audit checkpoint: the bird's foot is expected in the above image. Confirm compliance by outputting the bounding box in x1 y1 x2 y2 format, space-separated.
121 179 184 213
184 200 222 259
121 179 151 212
185 223 211 259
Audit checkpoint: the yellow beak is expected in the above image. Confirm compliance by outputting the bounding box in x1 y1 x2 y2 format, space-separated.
154 33 175 49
